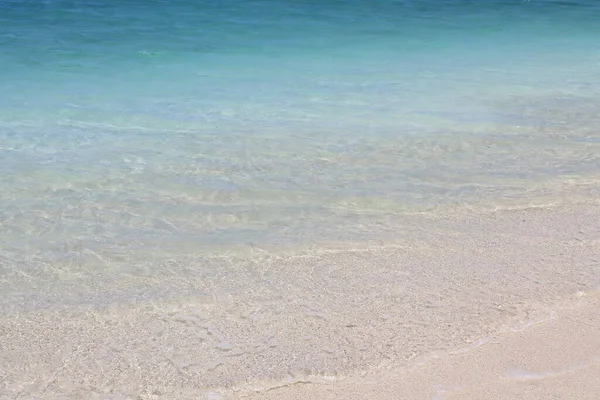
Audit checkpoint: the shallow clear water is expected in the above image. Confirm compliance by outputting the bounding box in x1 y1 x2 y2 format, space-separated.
3 3 600 398
1 0 600 270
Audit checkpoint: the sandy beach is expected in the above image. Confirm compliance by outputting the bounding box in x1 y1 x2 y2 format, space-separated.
243 290 600 400
3 1 600 398
2 202 600 399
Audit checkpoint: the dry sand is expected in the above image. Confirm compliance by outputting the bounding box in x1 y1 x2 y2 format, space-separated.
1 202 600 399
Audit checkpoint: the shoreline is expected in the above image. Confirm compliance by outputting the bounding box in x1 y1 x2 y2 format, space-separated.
3 196 600 312
2 202 600 399
240 289 600 400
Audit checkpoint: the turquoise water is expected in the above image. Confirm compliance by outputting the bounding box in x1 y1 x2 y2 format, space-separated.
1 0 600 271
2 2 600 398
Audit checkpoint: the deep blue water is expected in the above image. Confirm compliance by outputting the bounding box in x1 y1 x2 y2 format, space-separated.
1 0 600 270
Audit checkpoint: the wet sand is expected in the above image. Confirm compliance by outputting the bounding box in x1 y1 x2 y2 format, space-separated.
1 202 600 399
243 290 600 400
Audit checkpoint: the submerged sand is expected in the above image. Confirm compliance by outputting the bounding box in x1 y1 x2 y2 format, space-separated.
1 202 600 399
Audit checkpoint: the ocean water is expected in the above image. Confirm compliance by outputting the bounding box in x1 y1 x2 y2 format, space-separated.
2 1 600 397
1 0 600 272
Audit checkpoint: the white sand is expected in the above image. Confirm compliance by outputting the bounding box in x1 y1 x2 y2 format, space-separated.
242 290 600 400
1 203 600 399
